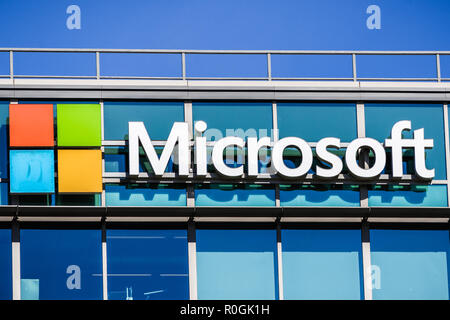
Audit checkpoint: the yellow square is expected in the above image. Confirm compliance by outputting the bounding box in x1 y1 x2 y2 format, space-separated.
58 149 102 193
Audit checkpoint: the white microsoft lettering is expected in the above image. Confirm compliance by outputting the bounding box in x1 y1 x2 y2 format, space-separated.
128 120 435 180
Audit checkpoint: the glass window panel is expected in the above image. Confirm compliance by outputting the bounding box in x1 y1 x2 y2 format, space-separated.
53 194 101 206
280 184 360 207
0 183 8 205
370 229 449 300
0 228 12 300
193 102 273 140
195 184 275 207
368 185 447 207
20 229 102 300
277 103 357 141
365 103 446 179
103 102 184 141
106 229 189 300
196 229 278 299
105 184 186 206
0 102 8 178
282 229 363 300
104 147 175 173
16 195 52 206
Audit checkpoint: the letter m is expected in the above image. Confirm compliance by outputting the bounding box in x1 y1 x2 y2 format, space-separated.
129 122 190 177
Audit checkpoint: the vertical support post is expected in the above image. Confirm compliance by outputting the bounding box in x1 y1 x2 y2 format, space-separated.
96 52 100 80
436 54 441 83
9 51 14 80
182 52 186 80
442 104 450 206
187 219 197 300
352 53 357 82
276 220 284 300
11 218 20 300
361 221 373 300
101 218 108 300
357 102 372 300
267 53 272 81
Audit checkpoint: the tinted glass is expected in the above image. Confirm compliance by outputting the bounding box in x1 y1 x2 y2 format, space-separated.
368 185 447 207
365 103 446 180
195 184 275 206
282 229 363 300
193 102 273 140
104 102 184 141
105 184 186 206
20 229 102 300
0 228 11 300
196 229 278 299
280 184 360 207
370 229 449 300
277 103 357 141
106 229 189 300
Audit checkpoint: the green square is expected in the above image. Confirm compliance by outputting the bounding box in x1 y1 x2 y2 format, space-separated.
57 104 101 147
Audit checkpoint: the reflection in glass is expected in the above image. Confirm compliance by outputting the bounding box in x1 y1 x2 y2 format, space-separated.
282 229 363 300
106 229 189 300
195 184 276 206
370 229 449 300
103 102 184 141
368 185 447 207
105 184 186 206
277 103 357 141
20 229 102 300
365 103 446 179
104 146 175 173
196 229 278 300
280 184 360 207
193 102 273 140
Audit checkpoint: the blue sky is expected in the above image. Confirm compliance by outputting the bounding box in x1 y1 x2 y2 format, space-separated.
0 0 449 78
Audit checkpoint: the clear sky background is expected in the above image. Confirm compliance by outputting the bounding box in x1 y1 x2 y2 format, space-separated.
0 0 449 78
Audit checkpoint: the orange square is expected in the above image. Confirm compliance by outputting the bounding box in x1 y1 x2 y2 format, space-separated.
9 104 54 147
58 149 102 193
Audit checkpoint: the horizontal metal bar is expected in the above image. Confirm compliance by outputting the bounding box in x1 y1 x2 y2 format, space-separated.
13 75 97 79
2 48 450 54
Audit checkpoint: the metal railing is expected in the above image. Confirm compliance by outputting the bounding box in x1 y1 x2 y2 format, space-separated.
0 48 449 82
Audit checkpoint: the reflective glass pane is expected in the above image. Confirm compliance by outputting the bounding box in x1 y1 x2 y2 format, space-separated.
370 229 449 300
193 102 273 140
20 229 102 300
104 147 175 173
280 184 360 207
0 228 11 300
368 185 447 207
277 103 357 141
0 183 8 205
105 184 186 206
195 184 275 206
196 229 278 299
103 102 184 141
282 229 363 300
106 229 189 300
365 103 446 179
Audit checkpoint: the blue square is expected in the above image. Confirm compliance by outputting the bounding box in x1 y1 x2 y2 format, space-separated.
10 150 55 193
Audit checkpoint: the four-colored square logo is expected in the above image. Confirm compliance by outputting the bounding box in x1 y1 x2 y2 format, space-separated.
9 103 102 194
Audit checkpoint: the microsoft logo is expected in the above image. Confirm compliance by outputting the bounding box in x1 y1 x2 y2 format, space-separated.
9 104 102 194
